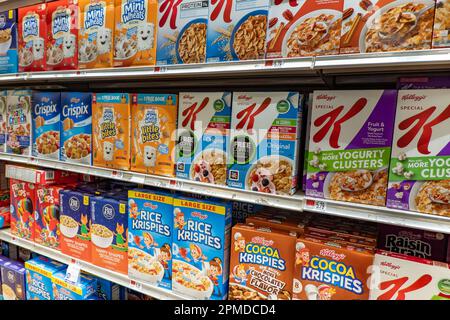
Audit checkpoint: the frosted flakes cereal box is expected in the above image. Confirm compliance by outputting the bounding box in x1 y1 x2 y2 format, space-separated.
0 10 18 74
206 0 269 62
114 0 158 67
52 271 97 300
32 92 61 160
156 0 208 65
432 0 450 48
25 256 66 300
93 93 131 170
0 91 6 152
306 90 397 206
79 0 115 69
172 196 232 300
131 93 177 176
176 92 231 185
61 92 92 165
1 260 26 300
387 89 450 216
128 189 173 289
227 92 302 195
6 90 32 155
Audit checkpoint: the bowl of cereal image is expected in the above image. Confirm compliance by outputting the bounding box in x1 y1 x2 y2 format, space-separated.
114 34 138 63
63 134 92 163
19 48 33 67
2 284 17 300
36 131 60 159
411 180 450 216
230 11 267 61
128 247 164 284
189 149 227 185
91 224 114 248
228 283 267 300
176 19 207 64
172 259 214 299
0 29 12 55
60 215 79 239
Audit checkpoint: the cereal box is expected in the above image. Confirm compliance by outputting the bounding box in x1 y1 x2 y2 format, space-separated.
25 256 66 300
432 0 450 48
92 276 122 300
9 179 35 241
0 255 10 300
266 0 342 58
6 90 32 155
156 0 208 65
206 0 269 62
93 93 131 170
46 0 79 70
340 0 435 54
0 91 6 152
128 189 173 289
398 76 450 89
131 93 178 176
231 201 262 224
0 10 18 74
32 91 61 160
18 3 47 72
306 90 397 206
52 271 97 300
172 196 231 300
1 260 26 300
114 0 158 67
91 196 128 274
79 0 115 69
60 92 93 165
229 223 296 300
387 89 450 215
227 92 302 195
175 92 231 184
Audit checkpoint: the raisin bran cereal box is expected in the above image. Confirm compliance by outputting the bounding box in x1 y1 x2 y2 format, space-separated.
131 93 178 176
387 89 450 216
432 0 450 48
52 271 97 300
306 90 397 206
227 92 302 195
9 179 35 241
206 0 269 62
79 0 115 69
176 92 231 185
1 260 26 300
0 10 18 74
229 223 296 300
25 256 66 300
6 90 32 155
0 91 6 152
128 189 173 289
172 196 231 300
61 92 93 165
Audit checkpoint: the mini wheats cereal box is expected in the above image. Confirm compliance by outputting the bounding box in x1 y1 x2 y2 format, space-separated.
0 10 18 74
32 92 61 160
306 90 397 206
60 92 92 165
432 0 450 48
387 89 450 216
227 92 302 195
156 0 209 65
0 91 6 152
176 92 231 185
6 90 32 155
114 0 158 67
25 256 66 300
229 223 296 300
128 189 173 289
206 0 269 62
93 93 131 170
172 196 232 300
1 260 26 300
52 271 97 300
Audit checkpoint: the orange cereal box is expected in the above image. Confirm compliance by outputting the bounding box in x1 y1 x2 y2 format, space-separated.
131 93 178 176
93 93 131 170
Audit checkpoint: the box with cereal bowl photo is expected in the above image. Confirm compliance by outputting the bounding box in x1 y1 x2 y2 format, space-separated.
306 90 397 206
1 260 26 300
0 10 18 74
432 0 450 48
387 89 450 216
0 91 6 152
25 256 66 300
6 90 32 156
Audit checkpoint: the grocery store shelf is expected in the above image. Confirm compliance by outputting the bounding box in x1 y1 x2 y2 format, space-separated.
0 229 188 300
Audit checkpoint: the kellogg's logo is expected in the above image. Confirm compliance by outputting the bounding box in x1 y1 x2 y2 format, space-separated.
102 204 115 220
236 97 271 131
210 0 232 23
316 94 336 101
401 94 426 101
159 0 182 29
251 236 274 247
182 97 209 131
380 261 401 270
319 248 346 261
69 196 80 211
192 211 207 220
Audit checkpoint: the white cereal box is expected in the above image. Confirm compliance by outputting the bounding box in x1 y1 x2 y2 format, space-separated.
0 91 6 152
6 90 32 156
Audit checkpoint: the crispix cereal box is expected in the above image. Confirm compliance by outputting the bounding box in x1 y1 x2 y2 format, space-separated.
25 256 66 300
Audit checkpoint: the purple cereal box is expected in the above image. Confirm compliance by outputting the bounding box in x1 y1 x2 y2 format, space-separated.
1 260 26 300
398 76 450 89
0 255 10 300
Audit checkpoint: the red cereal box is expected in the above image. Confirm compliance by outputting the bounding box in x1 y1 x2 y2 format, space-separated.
9 179 36 241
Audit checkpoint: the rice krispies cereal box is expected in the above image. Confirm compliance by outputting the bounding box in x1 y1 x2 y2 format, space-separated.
131 93 178 176
227 92 302 195
0 91 6 152
176 92 231 185
0 10 18 74
60 92 92 165
32 91 61 160
25 256 66 300
156 0 209 65
1 260 26 300
6 90 32 155
206 0 269 62
128 189 173 289
306 90 397 206
52 271 97 300
172 196 231 300
9 179 35 241
432 0 450 48
387 89 450 216
231 201 262 224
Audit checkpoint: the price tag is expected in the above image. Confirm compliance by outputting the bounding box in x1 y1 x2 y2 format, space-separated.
169 180 183 189
154 66 167 73
129 280 143 291
305 199 327 212
65 261 81 285
111 171 124 179
265 59 284 68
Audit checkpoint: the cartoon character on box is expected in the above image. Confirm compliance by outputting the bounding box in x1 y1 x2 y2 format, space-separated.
9 179 35 240
173 208 186 230
35 186 64 249
233 232 246 252
295 241 310 266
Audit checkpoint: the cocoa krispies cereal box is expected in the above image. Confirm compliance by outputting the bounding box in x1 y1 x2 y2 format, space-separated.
387 89 450 216
306 90 397 206
6 90 32 155
0 91 6 152
432 0 450 48
156 0 209 65
206 0 269 62
0 10 18 74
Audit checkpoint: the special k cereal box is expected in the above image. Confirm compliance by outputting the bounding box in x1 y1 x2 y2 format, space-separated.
18 3 47 72
114 0 158 67
79 0 115 69
176 92 231 185
387 89 450 216
128 189 173 289
6 90 32 155
432 0 450 48
172 196 232 300
131 93 178 176
206 0 269 62
306 90 397 206
32 92 61 160
93 93 131 170
0 91 6 152
25 256 66 300
229 224 296 300
0 10 18 74
227 92 302 195
9 178 36 241
156 0 209 65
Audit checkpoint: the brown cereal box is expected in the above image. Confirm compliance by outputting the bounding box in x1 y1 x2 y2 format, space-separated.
246 215 305 235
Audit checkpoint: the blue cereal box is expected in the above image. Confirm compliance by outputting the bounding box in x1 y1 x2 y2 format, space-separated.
89 276 121 300
1 260 26 300
6 90 32 155
0 10 18 74
0 91 6 152
128 189 173 289
51 271 97 300
172 196 231 300
25 256 66 300
0 255 10 300
32 91 61 159
60 92 92 165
